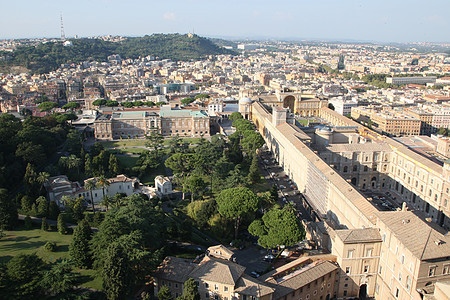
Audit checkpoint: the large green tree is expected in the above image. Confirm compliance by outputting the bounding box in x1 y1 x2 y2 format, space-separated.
69 219 93 268
0 188 17 230
216 187 260 239
5 253 46 297
248 207 305 249
157 285 172 300
101 242 133 300
180 278 200 300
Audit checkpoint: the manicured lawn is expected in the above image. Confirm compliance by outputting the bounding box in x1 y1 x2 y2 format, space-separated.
116 155 139 169
100 140 148 148
140 163 167 185
0 226 102 290
162 137 203 145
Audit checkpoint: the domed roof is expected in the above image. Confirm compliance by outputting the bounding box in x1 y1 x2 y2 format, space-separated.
239 97 252 104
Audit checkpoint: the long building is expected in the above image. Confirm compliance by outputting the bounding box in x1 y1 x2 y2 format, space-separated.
250 101 450 299
93 107 210 140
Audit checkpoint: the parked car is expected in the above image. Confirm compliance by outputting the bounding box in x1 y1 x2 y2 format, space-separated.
250 271 260 278
264 254 274 262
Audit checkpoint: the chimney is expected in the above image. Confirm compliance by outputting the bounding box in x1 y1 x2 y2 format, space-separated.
402 202 407 211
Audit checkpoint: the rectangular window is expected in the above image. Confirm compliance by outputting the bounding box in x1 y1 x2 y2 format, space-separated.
346 267 351 274
444 264 450 275
406 276 411 291
364 266 369 273
366 248 373 257
429 266 436 277
224 286 228 292
214 285 218 291
395 288 399 298
347 250 354 258
205 283 209 289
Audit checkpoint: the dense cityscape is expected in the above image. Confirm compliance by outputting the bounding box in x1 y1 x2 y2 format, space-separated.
1 13 450 300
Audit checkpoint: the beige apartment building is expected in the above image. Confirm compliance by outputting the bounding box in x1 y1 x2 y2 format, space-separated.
250 101 450 299
352 107 421 136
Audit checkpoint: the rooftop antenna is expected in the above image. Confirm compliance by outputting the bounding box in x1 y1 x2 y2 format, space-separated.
60 12 66 40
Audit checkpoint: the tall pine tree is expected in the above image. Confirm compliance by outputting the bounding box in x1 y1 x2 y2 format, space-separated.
102 242 132 300
247 154 261 184
69 219 92 268
0 188 17 230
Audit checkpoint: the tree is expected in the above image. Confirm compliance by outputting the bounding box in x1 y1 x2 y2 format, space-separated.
157 285 172 300
92 98 107 106
69 219 92 268
85 179 97 212
102 242 133 300
36 172 50 194
248 207 305 249
40 259 76 295
24 215 33 229
146 131 164 151
6 253 45 297
63 196 86 221
229 111 243 121
181 97 194 105
0 188 17 230
186 199 217 227
186 175 207 201
37 101 58 112
57 214 67 234
180 278 200 300
109 154 121 176
41 217 49 231
16 142 46 166
165 153 196 199
96 175 110 201
48 201 60 220
437 127 449 136
62 102 81 111
85 154 93 177
247 155 261 184
36 196 49 217
216 187 260 239
194 93 210 100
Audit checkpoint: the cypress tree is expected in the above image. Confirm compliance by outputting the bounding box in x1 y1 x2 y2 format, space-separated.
180 278 200 300
69 219 92 268
41 217 48 231
57 214 67 234
0 188 17 230
247 155 261 184
24 215 32 229
157 285 172 300
102 242 132 300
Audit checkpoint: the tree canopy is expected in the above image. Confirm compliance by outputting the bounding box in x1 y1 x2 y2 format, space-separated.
248 207 305 249
216 187 260 239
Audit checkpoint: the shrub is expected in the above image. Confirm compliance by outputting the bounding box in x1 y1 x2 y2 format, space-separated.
44 242 57 252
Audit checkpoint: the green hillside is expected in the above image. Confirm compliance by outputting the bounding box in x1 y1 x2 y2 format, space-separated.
0 34 235 74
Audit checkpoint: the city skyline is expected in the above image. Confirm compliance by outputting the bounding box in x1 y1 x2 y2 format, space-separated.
1 0 449 43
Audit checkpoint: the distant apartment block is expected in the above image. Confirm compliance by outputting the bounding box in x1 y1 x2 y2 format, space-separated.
386 76 436 85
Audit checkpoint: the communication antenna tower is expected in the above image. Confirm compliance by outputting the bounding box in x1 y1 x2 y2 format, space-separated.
60 13 66 40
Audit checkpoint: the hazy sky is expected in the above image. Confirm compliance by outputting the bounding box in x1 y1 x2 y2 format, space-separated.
1 0 449 42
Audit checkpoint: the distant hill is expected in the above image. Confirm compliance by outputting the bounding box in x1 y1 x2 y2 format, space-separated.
0 34 236 74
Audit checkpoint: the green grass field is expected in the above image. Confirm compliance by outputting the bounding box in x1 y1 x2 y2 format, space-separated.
116 155 139 169
0 226 102 290
100 140 148 148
